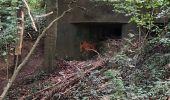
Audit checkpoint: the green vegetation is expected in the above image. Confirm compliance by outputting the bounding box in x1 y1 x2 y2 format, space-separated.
0 0 169 99
94 0 170 99
63 34 170 99
65 0 170 99
0 0 44 56
0 0 18 56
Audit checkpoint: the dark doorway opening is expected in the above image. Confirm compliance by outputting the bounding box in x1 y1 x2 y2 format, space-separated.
72 22 123 59
73 22 122 42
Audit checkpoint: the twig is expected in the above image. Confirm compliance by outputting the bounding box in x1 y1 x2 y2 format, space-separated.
44 59 106 100
23 59 107 99
35 11 53 18
86 48 102 59
5 44 9 80
0 8 73 100
22 0 37 31
22 74 76 100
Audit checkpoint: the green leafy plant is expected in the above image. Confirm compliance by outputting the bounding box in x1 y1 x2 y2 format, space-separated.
0 0 18 57
104 70 126 100
0 0 45 56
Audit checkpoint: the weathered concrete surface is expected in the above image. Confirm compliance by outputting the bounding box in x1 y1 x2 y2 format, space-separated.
56 0 138 59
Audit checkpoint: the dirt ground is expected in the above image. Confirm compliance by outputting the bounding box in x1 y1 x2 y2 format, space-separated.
0 40 43 94
0 40 105 99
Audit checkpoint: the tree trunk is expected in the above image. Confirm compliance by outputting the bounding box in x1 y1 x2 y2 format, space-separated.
43 0 58 73
12 1 24 74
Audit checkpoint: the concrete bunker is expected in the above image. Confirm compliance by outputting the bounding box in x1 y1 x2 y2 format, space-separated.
56 0 140 59
55 0 167 59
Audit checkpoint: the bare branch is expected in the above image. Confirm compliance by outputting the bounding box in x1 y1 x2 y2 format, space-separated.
22 0 37 31
86 48 102 59
35 11 53 18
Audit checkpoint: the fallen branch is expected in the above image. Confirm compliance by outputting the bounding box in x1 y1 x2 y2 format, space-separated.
44 59 107 100
0 8 73 100
22 74 76 100
22 59 107 100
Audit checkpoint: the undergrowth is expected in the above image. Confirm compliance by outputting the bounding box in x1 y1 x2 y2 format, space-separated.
61 34 170 100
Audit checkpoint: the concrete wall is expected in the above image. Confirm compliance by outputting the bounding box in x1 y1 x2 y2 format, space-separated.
56 0 138 59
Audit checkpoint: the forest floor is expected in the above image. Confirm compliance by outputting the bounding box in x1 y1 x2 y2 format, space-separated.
0 40 43 95
0 39 169 100
0 40 107 99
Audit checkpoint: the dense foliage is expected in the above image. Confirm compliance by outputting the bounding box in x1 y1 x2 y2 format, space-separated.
0 0 44 56
112 0 170 37
67 0 170 99
62 33 170 100
98 0 170 99
0 0 18 56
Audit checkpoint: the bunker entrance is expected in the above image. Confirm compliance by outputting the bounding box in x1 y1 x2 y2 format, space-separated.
73 22 123 59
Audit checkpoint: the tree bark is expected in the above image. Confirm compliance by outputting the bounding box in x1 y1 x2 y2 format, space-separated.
12 0 24 73
43 0 58 73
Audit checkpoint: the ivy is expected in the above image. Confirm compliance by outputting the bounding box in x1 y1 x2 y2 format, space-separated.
0 0 44 56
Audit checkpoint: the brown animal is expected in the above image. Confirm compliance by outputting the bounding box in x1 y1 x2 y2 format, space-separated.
80 40 96 52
